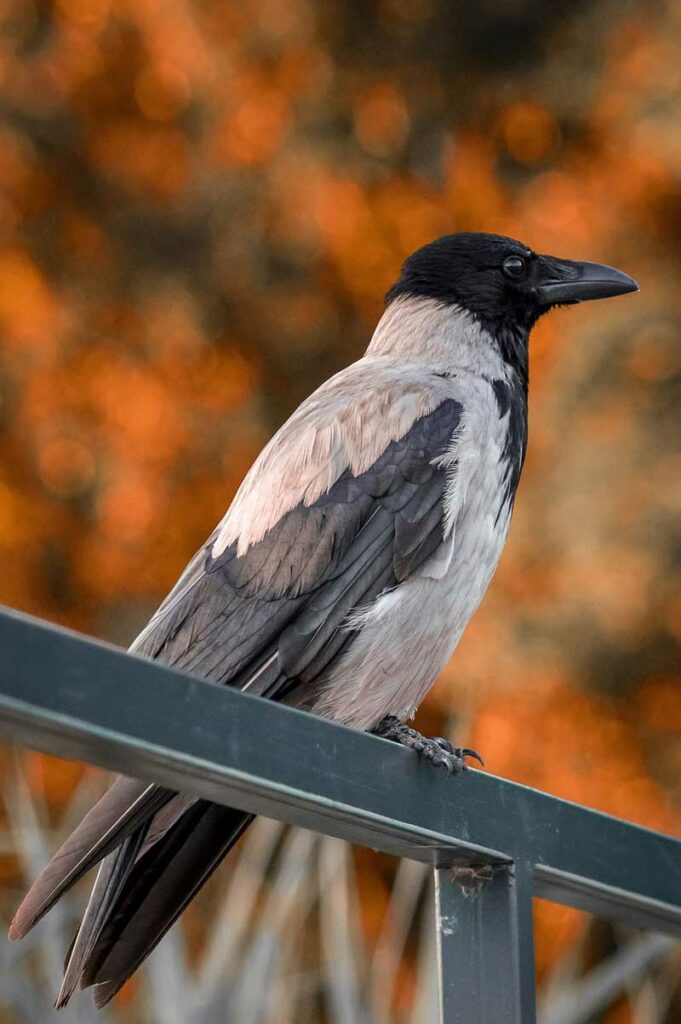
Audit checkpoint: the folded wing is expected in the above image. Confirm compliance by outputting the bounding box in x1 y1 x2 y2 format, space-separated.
10 367 464 1005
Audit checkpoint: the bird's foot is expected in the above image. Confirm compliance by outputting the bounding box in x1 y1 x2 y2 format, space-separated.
372 715 484 776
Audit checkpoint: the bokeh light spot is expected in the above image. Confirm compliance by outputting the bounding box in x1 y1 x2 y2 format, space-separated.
498 101 560 165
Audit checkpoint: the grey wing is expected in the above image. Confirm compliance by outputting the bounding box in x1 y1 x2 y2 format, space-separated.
133 398 462 702
129 545 210 656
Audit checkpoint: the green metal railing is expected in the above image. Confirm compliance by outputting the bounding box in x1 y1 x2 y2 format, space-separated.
0 605 679 1022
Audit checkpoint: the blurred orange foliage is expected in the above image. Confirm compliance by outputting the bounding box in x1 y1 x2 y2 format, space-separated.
0 0 679 1018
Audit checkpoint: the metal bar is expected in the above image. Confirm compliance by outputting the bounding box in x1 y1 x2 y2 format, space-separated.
435 863 536 1024
0 606 680 938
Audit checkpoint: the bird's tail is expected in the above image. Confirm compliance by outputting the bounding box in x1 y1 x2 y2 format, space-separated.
9 780 254 1008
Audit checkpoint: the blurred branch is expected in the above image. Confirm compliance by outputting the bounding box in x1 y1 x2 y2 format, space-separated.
539 933 680 1024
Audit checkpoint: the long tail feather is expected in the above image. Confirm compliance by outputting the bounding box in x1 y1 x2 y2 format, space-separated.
83 802 254 1006
55 826 148 1008
56 791 200 1006
9 779 172 940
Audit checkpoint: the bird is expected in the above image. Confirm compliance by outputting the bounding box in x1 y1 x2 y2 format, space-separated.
9 232 638 1008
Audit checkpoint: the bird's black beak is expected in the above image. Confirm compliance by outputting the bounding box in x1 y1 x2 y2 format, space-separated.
534 256 639 307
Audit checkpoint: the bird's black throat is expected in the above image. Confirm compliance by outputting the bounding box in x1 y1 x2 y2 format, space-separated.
491 317 530 393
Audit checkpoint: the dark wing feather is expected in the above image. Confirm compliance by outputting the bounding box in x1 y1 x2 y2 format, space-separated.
132 397 461 696
205 397 461 689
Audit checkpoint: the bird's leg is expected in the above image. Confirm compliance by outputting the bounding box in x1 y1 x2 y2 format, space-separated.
372 715 484 776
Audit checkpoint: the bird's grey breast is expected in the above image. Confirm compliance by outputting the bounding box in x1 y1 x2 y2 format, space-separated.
305 369 527 730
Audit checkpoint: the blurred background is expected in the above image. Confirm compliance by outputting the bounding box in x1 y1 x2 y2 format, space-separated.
0 0 679 1021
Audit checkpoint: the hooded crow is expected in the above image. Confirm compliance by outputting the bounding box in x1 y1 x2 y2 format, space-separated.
10 232 638 1007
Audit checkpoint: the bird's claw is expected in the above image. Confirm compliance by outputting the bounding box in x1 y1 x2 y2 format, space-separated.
373 716 484 776
418 736 467 775
457 745 485 768
421 737 484 774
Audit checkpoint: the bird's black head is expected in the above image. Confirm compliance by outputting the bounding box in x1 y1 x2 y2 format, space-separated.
387 232 638 376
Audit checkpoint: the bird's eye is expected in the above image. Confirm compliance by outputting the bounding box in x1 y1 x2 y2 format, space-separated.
502 255 527 279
